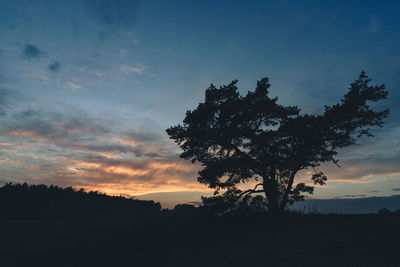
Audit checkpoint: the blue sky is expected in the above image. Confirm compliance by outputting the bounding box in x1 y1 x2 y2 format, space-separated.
0 0 399 208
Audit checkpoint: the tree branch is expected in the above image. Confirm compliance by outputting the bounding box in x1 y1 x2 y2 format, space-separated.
234 183 264 203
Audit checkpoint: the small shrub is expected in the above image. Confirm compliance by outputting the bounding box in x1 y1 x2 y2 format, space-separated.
377 208 391 215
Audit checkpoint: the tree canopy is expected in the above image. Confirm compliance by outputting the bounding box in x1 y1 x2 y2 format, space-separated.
166 72 389 214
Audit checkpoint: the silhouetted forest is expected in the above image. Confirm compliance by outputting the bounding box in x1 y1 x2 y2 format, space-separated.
0 183 161 219
2 183 399 219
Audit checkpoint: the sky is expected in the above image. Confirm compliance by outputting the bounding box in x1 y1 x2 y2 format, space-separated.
0 0 399 208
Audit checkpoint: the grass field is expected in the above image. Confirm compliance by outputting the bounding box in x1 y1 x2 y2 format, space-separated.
1 214 399 267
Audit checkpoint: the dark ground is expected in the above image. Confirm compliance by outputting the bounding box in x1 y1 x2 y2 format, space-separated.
1 214 399 267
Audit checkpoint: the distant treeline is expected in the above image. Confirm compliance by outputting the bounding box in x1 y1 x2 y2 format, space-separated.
0 183 161 219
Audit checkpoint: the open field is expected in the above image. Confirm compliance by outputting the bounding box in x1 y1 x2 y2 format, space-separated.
1 214 399 267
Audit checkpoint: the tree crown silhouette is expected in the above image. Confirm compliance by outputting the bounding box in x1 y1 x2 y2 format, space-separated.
166 72 389 214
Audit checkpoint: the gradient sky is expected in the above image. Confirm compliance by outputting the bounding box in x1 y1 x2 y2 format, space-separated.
0 0 399 208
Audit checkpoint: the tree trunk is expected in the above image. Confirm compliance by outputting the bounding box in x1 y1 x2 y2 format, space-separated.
279 170 297 213
262 169 298 215
263 176 282 215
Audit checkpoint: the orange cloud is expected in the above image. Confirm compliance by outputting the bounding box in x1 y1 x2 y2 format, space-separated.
104 166 150 176
10 130 49 142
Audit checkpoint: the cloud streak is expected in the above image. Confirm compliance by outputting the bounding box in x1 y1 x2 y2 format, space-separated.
321 154 400 182
120 64 145 75
64 82 81 91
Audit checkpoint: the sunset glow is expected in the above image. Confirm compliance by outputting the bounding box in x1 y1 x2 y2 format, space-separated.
0 0 399 208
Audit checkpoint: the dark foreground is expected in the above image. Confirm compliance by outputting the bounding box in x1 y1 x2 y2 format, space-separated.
1 214 399 267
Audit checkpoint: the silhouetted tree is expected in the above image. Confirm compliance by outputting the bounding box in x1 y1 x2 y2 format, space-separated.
167 72 389 214
377 208 391 215
173 204 197 216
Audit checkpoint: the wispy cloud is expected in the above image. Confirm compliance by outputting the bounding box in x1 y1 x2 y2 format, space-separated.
322 154 400 181
64 82 81 91
120 64 145 75
79 67 105 77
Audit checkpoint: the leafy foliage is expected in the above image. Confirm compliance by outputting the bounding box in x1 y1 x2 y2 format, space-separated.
167 72 389 214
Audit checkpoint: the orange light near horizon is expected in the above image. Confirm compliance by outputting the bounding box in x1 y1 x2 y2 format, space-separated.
79 181 211 198
104 166 149 176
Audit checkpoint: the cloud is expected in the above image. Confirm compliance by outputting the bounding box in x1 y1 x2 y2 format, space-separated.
95 71 105 76
120 64 145 75
2 109 167 159
0 107 203 197
48 62 61 73
300 148 400 183
126 129 162 143
23 44 45 60
65 143 160 158
4 109 110 144
64 82 81 91
341 194 367 198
